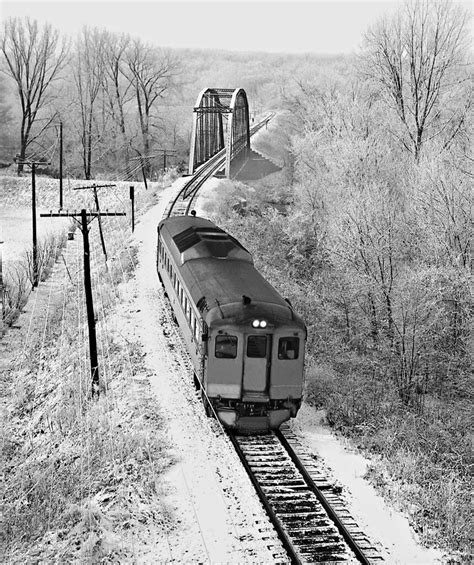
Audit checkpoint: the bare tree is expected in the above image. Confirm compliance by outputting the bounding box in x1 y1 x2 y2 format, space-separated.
124 40 180 170
73 27 106 179
0 17 69 173
102 32 132 146
362 0 471 160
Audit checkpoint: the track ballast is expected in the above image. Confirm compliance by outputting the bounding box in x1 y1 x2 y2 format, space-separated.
230 429 383 564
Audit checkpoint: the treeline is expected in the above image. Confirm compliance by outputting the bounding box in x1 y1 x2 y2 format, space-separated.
0 20 183 178
0 17 344 180
207 1 472 558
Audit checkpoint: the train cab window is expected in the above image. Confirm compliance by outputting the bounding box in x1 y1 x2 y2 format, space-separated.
278 337 299 360
247 335 267 358
215 335 237 359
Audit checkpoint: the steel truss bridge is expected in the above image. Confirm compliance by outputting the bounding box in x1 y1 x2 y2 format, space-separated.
188 88 252 178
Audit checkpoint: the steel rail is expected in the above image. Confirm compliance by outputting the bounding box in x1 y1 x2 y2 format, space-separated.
276 429 372 565
227 432 302 565
167 113 275 217
228 429 376 564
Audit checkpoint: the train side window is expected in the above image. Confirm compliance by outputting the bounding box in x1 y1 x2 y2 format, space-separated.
278 337 299 360
215 335 237 359
247 336 267 358
193 317 198 340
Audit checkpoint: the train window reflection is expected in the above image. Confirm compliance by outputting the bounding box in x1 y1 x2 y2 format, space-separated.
247 335 267 358
278 337 299 360
215 335 237 359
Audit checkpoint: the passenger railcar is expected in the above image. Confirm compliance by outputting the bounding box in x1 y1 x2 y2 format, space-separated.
157 215 306 433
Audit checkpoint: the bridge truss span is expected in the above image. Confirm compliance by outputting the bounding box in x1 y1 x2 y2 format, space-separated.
188 87 250 178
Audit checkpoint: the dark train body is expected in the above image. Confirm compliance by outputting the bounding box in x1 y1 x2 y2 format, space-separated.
157 215 306 433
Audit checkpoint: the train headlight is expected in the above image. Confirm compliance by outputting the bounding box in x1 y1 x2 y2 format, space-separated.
252 319 260 328
252 319 268 328
259 320 267 328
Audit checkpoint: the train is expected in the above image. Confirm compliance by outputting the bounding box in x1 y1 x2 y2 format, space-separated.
157 214 306 433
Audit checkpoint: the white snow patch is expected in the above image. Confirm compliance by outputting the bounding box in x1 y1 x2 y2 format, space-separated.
291 404 445 564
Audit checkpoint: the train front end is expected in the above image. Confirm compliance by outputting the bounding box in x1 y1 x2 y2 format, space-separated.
204 301 306 433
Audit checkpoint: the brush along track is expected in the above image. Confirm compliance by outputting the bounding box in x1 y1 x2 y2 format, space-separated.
229 429 383 564
165 113 275 218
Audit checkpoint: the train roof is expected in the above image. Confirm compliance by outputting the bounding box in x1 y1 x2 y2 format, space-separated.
159 215 253 266
159 216 302 325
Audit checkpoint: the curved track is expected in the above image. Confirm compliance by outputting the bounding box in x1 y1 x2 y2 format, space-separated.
165 113 275 218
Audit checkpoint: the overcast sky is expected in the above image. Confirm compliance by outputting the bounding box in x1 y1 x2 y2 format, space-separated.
0 0 471 55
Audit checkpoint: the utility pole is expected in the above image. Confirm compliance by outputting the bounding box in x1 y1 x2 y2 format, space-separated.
162 148 176 170
32 163 37 286
129 154 148 190
81 209 98 392
130 149 176 184
59 121 63 209
130 186 135 232
0 239 4 335
15 158 51 288
73 183 116 261
40 208 126 395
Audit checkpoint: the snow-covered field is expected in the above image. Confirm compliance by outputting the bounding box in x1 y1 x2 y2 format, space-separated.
0 205 70 263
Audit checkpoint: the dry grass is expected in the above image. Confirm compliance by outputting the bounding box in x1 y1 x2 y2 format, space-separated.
1 173 176 561
3 232 68 326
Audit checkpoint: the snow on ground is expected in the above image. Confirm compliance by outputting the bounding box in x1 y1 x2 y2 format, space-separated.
0 205 70 263
290 405 444 564
116 178 284 562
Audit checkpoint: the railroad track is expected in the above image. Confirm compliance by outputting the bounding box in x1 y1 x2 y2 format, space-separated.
165 113 275 218
159 112 382 562
229 428 383 564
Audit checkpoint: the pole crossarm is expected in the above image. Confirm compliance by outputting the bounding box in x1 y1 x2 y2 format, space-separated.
73 184 116 190
130 150 176 160
40 211 126 217
40 210 126 228
15 160 51 166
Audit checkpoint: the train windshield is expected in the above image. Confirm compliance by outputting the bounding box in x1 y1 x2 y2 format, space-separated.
278 337 299 360
215 335 237 358
247 335 267 358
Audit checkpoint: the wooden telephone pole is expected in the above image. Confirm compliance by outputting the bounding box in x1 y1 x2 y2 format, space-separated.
59 121 63 209
40 208 125 395
130 149 176 187
15 158 51 287
0 239 4 335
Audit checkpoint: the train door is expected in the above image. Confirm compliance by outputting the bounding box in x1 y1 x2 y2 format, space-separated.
243 334 272 394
